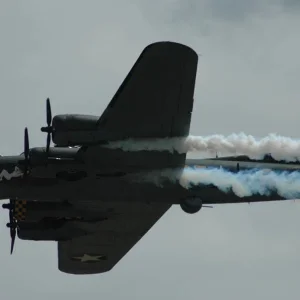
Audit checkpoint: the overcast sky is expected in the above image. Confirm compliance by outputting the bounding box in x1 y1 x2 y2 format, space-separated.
1 1 300 299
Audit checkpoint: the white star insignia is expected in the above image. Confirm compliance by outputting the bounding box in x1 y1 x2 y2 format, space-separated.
72 254 106 263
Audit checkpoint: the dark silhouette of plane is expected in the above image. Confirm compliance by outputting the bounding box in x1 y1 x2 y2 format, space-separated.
1 42 298 274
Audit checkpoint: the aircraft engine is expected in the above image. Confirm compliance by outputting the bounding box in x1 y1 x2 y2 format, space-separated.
180 196 202 214
51 114 99 146
17 220 88 241
40 99 101 147
2 199 108 252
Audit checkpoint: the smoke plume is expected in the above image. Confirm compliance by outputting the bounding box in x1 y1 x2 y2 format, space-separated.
137 167 300 199
105 133 300 162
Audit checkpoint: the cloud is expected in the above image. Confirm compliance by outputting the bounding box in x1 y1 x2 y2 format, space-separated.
281 0 300 10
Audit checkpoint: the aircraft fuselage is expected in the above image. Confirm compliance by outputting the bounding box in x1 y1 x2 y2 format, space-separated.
0 149 298 208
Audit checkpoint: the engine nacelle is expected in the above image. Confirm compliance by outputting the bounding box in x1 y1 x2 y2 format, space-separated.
52 114 99 146
17 220 86 241
180 197 202 214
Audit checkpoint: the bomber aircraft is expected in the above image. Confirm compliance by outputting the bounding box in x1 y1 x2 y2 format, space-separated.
1 42 299 275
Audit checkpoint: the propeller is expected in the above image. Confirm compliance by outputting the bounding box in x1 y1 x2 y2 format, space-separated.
2 200 17 254
41 98 53 155
23 127 30 177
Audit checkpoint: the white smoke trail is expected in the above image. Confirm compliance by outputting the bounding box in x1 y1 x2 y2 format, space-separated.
105 133 300 162
136 167 300 199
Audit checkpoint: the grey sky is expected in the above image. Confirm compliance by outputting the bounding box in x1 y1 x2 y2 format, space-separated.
1 1 300 299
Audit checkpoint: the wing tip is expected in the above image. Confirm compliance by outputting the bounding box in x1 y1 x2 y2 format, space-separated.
144 41 198 60
58 265 113 275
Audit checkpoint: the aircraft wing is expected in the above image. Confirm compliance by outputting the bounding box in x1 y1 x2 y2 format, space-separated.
95 41 198 140
80 42 198 168
79 42 198 141
57 202 171 275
